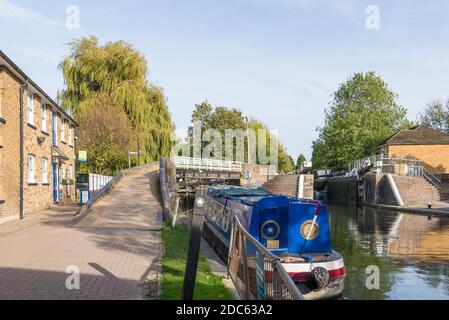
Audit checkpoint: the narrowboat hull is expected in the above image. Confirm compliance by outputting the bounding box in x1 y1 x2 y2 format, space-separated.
200 186 346 300
203 220 346 300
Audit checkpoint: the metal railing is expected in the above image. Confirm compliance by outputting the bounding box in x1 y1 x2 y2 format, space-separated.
228 214 304 300
159 158 172 222
349 155 444 190
88 173 114 193
174 157 242 173
348 155 378 174
423 168 443 189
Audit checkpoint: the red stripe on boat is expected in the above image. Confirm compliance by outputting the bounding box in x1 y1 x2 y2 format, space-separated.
288 267 347 282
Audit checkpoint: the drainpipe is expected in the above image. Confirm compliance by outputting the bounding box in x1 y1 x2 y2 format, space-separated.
386 173 405 207
19 80 28 220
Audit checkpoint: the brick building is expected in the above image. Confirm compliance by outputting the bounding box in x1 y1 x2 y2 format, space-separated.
0 51 78 223
377 125 449 174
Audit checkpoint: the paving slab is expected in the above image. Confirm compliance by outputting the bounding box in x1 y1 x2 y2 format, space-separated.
0 169 162 300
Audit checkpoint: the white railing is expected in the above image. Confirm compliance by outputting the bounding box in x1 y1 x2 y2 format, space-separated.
349 155 378 174
174 157 243 173
89 174 114 193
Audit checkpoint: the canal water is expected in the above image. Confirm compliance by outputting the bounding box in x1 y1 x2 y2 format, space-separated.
327 203 449 300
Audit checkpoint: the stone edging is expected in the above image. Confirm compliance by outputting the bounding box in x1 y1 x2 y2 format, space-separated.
364 203 449 217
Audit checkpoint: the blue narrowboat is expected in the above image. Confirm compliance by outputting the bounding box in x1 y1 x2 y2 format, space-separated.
200 186 346 300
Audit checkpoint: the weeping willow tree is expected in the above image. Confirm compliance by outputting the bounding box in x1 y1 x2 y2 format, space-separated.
58 36 174 164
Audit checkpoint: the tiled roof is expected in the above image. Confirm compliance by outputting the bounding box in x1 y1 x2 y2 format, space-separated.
379 125 449 146
0 50 78 126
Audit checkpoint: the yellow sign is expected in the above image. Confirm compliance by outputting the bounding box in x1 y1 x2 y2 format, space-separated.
267 240 280 249
78 151 87 163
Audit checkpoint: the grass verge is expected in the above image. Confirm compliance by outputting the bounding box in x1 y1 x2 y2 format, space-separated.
158 223 233 300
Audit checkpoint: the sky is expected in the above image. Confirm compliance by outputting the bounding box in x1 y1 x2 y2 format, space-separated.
1 0 449 160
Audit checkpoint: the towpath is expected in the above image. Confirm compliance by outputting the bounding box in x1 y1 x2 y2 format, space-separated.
0 165 162 300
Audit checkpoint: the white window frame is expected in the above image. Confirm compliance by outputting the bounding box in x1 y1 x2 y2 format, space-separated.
0 74 3 119
27 93 34 125
68 125 73 146
53 112 58 146
41 103 47 132
41 158 48 184
60 117 65 142
27 155 36 184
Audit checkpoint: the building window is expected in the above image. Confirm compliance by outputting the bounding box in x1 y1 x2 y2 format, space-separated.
53 112 58 146
27 93 34 125
68 126 73 146
41 158 48 184
0 76 3 120
27 155 36 183
61 117 65 142
41 103 47 132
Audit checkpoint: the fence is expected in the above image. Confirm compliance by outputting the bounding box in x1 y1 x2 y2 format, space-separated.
160 158 174 222
174 157 243 173
349 155 444 189
228 214 304 300
89 174 114 193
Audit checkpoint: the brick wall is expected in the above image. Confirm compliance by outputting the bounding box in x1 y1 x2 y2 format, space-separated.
241 164 276 187
388 145 449 173
0 66 77 219
392 175 440 206
363 173 440 207
0 67 21 218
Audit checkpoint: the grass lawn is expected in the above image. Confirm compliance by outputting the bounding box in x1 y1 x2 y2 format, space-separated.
157 223 233 300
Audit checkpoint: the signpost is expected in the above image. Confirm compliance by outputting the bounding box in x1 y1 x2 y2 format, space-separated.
128 150 145 169
78 151 87 163
182 188 206 300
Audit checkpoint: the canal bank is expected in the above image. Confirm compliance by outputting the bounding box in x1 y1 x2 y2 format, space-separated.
325 174 449 217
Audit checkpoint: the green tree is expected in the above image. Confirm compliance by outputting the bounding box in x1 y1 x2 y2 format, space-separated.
76 94 135 175
420 100 449 133
188 102 246 159
281 154 295 174
58 36 174 166
311 140 329 170
191 101 213 128
187 103 294 173
296 154 306 172
312 72 411 171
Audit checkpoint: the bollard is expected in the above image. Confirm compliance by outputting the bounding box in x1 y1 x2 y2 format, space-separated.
182 187 206 300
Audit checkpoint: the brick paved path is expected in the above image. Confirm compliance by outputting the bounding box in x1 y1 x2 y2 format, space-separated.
0 169 162 300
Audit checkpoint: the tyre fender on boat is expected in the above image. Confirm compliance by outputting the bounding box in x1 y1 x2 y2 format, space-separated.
310 267 330 290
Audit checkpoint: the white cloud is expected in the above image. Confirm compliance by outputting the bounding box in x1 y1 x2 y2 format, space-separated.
0 0 63 28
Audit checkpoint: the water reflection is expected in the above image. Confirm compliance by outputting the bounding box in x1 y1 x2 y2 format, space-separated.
328 203 449 300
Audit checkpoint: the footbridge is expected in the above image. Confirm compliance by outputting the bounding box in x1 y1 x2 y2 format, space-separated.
163 157 243 196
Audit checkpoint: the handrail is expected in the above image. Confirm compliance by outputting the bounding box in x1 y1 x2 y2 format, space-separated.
233 214 279 261
423 168 442 189
174 157 242 173
275 260 305 300
231 213 304 300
